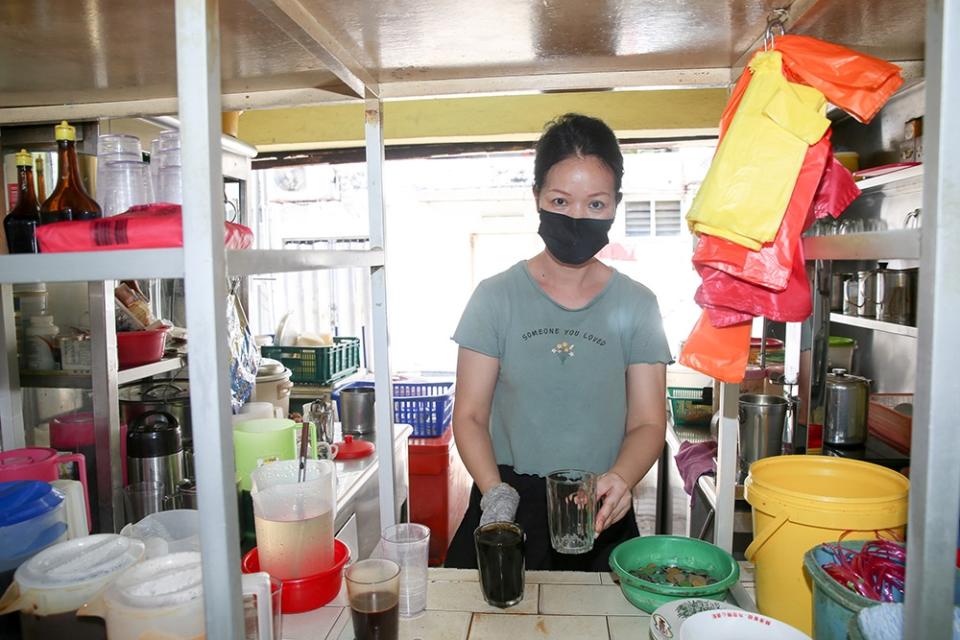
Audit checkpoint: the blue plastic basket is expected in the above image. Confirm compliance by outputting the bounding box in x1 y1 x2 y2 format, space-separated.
334 380 455 437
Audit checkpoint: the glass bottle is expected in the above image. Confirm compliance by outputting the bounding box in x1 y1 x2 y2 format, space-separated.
3 149 41 253
39 121 102 224
35 154 47 202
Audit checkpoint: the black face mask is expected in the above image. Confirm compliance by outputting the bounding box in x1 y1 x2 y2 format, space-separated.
537 209 614 265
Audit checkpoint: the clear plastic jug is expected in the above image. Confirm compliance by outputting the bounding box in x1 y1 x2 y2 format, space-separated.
250 459 336 580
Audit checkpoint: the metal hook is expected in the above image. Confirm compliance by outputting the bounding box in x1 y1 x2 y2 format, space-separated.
763 8 789 50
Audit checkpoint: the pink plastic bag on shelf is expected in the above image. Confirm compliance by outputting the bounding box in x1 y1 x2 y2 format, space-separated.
36 203 254 253
813 155 862 219
695 240 813 326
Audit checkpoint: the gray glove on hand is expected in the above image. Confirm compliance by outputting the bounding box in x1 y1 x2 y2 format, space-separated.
479 482 520 526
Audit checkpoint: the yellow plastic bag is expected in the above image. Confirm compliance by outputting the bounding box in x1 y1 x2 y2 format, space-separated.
686 51 829 250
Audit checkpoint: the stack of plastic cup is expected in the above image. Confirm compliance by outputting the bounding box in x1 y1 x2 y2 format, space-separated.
97 134 152 216
380 523 430 618
155 130 182 204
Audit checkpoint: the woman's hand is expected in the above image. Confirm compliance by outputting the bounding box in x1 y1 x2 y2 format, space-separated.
594 471 631 534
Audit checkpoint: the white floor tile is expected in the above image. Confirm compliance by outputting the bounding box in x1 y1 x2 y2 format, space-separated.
607 615 652 640
468 613 609 640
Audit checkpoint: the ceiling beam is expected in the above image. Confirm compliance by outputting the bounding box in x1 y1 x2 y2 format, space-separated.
244 0 378 98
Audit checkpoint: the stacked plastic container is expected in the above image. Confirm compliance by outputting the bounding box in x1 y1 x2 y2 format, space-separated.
152 130 182 204
96 134 153 216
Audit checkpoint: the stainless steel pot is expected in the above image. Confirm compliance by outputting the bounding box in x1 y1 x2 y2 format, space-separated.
856 269 877 318
876 267 917 325
119 381 192 443
824 369 870 446
843 278 860 316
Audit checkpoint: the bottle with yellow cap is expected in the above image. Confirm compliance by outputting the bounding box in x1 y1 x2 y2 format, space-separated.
3 149 41 253
39 120 102 224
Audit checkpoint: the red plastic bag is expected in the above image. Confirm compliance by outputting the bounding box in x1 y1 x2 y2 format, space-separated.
692 134 831 292
813 155 862 219
679 312 752 384
36 203 254 252
695 240 813 326
774 35 903 124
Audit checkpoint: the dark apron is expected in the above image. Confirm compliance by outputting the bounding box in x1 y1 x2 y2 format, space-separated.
444 465 640 571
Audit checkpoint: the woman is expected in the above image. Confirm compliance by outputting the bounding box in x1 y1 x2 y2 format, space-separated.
445 113 672 571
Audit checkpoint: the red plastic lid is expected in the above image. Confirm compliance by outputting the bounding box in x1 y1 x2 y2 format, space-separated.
0 447 58 471
335 435 374 459
50 412 94 448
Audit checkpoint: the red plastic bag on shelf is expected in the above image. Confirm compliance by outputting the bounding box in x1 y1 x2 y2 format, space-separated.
36 203 253 252
695 240 813 326
679 312 752 384
774 34 903 124
813 155 862 219
692 133 831 292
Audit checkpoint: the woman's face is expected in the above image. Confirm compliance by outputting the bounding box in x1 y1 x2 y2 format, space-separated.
536 154 618 220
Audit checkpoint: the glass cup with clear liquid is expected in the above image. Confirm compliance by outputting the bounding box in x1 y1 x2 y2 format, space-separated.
250 459 336 580
546 469 597 554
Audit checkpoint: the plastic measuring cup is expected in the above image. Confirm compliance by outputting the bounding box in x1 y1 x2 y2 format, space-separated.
250 459 336 580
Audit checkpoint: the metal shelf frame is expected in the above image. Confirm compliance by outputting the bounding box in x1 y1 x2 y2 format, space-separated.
802 229 921 261
18 356 187 389
0 0 953 637
828 313 919 338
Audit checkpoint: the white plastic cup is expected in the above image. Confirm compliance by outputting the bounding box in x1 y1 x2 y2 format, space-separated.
380 523 430 618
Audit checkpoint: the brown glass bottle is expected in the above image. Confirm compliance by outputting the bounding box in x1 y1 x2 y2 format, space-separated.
3 149 41 253
39 121 102 224
35 154 47 201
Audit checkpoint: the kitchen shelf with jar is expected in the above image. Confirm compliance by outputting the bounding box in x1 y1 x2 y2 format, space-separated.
17 355 187 389
828 313 919 338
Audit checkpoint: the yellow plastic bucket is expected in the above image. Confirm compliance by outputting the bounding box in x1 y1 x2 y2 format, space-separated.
744 456 909 635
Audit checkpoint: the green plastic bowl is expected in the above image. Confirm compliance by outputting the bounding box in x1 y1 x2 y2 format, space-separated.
608 535 740 613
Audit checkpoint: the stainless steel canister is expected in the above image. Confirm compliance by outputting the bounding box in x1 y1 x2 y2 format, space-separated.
738 394 788 482
126 410 185 497
824 369 871 446
831 272 849 313
340 386 376 436
876 267 917 325
843 278 860 316
856 269 877 318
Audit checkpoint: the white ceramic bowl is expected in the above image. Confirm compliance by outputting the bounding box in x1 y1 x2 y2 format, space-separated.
679 609 811 640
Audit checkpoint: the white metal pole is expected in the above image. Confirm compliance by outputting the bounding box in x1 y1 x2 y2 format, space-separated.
88 281 122 532
174 0 243 636
365 96 398 529
715 381 738 553
0 283 24 450
905 0 960 637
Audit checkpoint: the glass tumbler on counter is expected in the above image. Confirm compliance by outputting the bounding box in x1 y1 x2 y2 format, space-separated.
546 469 597 554
380 523 430 618
345 558 400 640
474 522 525 608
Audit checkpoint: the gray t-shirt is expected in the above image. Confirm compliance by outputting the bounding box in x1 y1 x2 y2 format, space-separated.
453 261 673 477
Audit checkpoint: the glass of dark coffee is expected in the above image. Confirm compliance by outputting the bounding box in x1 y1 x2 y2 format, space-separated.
474 522 525 608
345 558 401 640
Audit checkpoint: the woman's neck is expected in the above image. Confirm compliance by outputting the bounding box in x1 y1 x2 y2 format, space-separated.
528 251 608 289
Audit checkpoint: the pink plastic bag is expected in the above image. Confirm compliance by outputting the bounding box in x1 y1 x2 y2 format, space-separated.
813 155 862 219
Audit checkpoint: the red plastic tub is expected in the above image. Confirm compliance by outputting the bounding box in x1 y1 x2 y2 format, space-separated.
242 540 350 613
117 328 168 369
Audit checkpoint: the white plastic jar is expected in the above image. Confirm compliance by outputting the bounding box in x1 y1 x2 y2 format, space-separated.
25 314 59 370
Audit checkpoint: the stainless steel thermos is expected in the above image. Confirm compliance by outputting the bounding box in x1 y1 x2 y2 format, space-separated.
127 410 185 497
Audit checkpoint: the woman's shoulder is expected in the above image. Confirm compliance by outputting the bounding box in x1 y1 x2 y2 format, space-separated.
475 261 528 292
611 271 659 307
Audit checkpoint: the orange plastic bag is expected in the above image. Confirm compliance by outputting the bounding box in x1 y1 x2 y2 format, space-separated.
679 312 752 384
692 134 830 291
774 35 903 124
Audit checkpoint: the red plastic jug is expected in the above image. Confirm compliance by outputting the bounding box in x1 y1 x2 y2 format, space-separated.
0 448 89 528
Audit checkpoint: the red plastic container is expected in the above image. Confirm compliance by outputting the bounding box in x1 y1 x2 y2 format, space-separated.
117 328 168 369
408 424 472 566
241 540 350 613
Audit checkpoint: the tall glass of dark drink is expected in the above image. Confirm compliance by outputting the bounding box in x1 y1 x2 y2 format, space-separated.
345 558 400 640
474 522 525 608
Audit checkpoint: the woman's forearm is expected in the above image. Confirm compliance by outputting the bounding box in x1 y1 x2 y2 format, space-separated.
453 415 502 494
609 420 667 489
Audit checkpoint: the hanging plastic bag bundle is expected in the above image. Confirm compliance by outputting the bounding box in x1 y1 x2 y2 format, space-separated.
685 50 830 250
679 312 752 384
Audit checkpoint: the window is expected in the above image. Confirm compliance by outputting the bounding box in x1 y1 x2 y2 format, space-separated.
624 199 682 237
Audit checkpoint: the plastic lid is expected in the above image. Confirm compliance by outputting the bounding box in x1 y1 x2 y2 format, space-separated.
257 358 287 378
0 481 63 528
0 447 58 471
106 551 203 609
15 149 33 167
15 534 145 592
127 411 182 458
829 336 856 347
335 435 375 459
49 412 95 449
54 121 76 142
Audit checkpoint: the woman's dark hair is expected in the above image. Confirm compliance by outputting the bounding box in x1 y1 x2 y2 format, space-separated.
533 113 624 194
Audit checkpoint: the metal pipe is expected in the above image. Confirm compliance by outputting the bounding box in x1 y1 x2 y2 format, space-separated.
139 115 258 159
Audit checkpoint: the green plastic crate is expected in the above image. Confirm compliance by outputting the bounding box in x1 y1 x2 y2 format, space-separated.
261 337 360 385
667 386 713 426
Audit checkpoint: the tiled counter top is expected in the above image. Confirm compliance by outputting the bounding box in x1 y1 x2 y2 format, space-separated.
283 565 757 640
